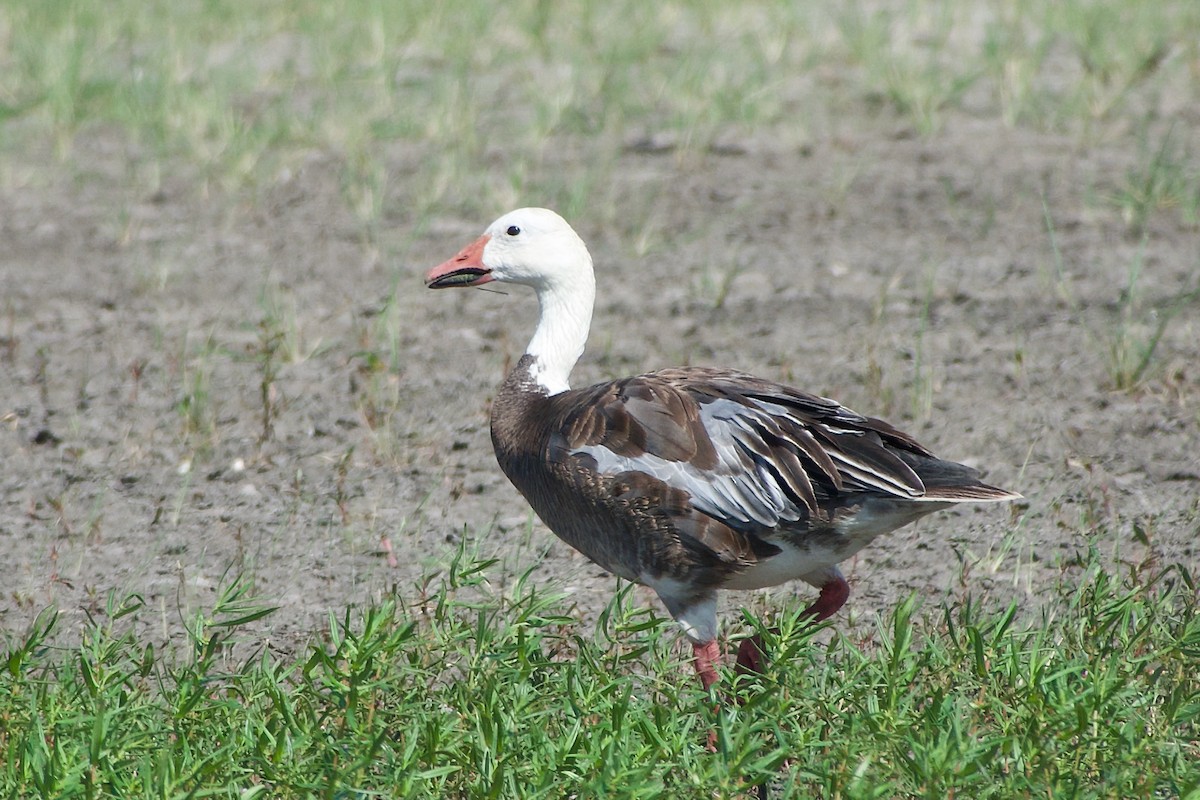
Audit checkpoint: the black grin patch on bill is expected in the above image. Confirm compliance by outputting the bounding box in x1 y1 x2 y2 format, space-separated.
427 268 490 288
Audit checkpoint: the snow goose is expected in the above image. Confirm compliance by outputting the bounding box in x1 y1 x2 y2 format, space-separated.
425 207 1020 690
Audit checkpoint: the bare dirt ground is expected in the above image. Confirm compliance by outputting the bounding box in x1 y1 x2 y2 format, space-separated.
2 113 1198 657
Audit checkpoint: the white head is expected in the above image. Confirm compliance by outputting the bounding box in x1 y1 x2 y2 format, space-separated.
426 207 597 395
425 207 593 292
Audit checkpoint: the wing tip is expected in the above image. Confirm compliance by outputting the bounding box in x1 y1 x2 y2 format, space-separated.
921 483 1023 503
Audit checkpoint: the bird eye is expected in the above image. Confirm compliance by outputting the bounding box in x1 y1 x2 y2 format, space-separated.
506 225 521 236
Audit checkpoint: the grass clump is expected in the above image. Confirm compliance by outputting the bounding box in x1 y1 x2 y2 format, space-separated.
2 546 1197 798
1041 199 1200 393
1103 250 1200 392
1113 126 1200 235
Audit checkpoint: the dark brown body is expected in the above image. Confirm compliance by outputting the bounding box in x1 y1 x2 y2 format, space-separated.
490 354 1017 617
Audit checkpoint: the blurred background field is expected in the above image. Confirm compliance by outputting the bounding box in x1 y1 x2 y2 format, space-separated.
1 1 1198 796
5 0 1200 231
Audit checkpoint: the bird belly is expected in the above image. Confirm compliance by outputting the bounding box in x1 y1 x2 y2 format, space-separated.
719 540 843 590
719 496 951 592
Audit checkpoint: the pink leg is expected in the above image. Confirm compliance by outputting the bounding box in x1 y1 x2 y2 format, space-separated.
803 574 850 622
692 639 722 693
692 639 723 752
735 574 852 676
735 634 766 676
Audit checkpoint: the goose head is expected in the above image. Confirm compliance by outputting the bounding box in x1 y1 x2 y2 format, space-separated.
425 207 594 294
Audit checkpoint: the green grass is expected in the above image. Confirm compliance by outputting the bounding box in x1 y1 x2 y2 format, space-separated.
2 547 1197 799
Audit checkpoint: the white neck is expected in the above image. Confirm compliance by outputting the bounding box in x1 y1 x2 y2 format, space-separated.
525 270 595 395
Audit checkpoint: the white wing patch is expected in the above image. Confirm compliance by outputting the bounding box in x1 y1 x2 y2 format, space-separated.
574 397 807 529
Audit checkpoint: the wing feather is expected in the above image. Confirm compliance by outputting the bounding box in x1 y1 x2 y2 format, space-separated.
549 369 999 533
